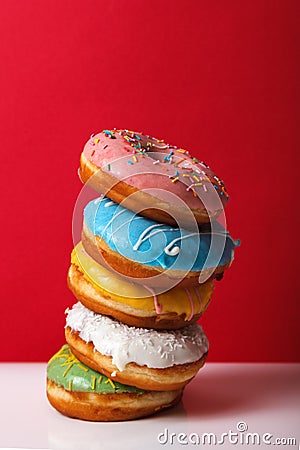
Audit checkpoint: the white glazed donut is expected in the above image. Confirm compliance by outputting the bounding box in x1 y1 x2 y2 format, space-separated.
65 302 209 391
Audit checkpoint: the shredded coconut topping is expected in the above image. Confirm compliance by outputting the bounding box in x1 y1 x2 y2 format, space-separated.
65 302 209 371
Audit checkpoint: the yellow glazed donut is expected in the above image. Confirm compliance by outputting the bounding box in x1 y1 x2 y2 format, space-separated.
68 242 214 329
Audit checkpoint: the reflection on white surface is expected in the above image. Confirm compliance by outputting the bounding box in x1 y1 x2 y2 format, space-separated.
47 401 187 450
0 363 299 450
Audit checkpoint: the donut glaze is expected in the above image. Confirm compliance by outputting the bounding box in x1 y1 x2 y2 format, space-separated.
47 344 144 394
65 302 209 371
80 129 229 224
69 242 214 327
84 196 238 273
47 345 183 421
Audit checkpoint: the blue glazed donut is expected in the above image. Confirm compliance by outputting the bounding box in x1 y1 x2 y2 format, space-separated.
81 196 239 288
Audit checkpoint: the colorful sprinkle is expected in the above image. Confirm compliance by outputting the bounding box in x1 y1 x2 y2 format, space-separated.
105 378 116 389
87 130 228 202
143 285 162 314
77 363 88 372
62 364 72 377
164 151 174 162
103 130 116 139
174 157 186 166
200 161 209 168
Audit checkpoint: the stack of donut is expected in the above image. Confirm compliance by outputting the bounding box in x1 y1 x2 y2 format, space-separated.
47 129 239 421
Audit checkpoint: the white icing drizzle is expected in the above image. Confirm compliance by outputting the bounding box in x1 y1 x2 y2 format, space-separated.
164 244 180 256
132 223 199 257
93 196 104 205
164 233 199 256
95 198 143 238
104 201 115 207
100 207 128 234
65 302 209 371
132 223 174 251
91 198 235 260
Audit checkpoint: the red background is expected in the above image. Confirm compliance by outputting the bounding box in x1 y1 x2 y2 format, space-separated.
1 0 299 362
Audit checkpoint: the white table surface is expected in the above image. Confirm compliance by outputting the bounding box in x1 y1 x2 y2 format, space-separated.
0 363 299 450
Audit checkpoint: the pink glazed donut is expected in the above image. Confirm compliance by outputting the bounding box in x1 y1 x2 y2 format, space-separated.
79 129 229 227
